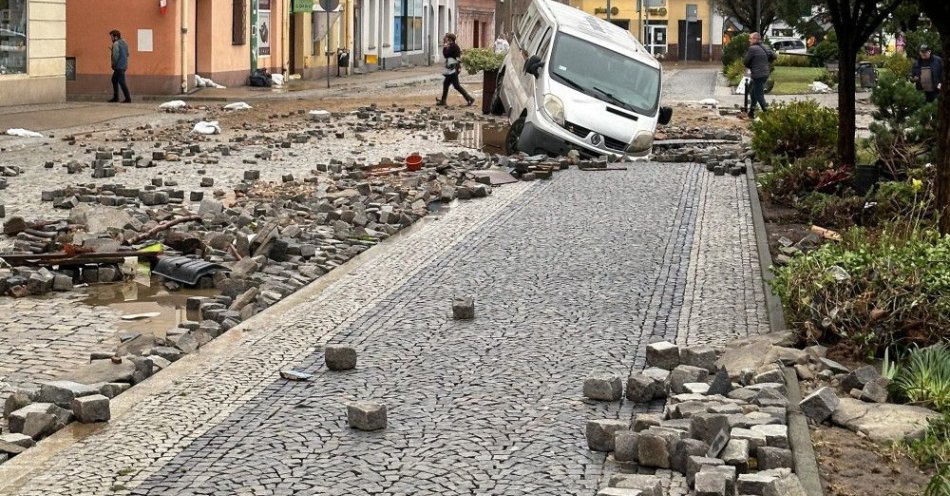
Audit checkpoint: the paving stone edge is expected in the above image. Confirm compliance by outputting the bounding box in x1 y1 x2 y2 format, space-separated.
746 163 823 496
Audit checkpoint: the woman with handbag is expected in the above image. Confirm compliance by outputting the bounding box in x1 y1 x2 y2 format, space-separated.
437 33 475 107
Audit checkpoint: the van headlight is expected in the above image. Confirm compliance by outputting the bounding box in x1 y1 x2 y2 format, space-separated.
541 94 565 126
626 131 654 153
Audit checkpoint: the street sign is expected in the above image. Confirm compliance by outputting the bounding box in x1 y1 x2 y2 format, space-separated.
686 4 698 22
319 0 340 11
292 0 313 13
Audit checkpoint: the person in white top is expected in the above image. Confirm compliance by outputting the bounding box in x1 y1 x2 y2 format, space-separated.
494 34 510 54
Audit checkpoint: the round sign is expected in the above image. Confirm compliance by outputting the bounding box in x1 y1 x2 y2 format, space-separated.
319 0 340 11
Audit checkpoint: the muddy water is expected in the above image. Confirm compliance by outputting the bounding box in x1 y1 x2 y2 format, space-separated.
81 282 217 339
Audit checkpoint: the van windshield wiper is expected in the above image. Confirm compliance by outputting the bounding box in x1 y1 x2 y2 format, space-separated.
591 86 635 113
552 73 589 95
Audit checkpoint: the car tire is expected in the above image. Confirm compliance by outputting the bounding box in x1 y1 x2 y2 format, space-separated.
505 116 525 155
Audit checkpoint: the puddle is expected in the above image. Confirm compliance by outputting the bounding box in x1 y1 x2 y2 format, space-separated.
81 281 217 339
452 121 508 154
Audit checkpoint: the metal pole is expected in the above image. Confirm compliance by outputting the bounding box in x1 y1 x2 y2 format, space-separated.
638 0 643 44
326 10 331 88
606 0 611 21
755 0 761 33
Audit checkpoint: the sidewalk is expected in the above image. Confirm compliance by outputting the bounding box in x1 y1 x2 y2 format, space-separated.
0 65 452 134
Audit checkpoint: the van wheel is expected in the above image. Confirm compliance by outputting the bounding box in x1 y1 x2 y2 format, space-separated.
506 117 525 155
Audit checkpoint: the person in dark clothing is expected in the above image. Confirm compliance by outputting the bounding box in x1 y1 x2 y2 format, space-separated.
742 32 775 118
109 30 131 103
437 33 474 107
911 45 943 103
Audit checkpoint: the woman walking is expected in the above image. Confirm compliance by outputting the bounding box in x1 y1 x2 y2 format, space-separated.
437 33 475 107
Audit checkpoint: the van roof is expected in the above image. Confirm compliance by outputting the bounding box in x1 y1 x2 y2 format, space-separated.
540 0 660 69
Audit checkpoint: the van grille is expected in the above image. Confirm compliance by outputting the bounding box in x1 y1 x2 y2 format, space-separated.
604 136 628 151
562 121 591 139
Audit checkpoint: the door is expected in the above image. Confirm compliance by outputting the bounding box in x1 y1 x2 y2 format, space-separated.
647 25 667 57
288 13 297 74
677 20 702 61
473 20 480 48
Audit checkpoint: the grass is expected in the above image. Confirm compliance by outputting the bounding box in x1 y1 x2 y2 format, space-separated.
770 66 826 95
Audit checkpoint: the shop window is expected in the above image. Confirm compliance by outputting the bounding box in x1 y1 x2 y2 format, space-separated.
393 0 422 52
232 0 247 45
0 0 27 75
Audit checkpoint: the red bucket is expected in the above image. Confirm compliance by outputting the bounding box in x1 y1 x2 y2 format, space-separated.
406 153 423 171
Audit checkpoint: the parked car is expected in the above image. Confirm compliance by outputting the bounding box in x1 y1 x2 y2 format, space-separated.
770 37 807 55
491 0 671 158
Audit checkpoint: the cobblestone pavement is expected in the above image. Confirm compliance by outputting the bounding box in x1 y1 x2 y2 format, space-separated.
4 161 768 495
0 293 120 395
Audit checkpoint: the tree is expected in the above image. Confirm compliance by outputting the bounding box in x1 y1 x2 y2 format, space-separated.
825 0 903 167
916 1 950 233
717 0 778 34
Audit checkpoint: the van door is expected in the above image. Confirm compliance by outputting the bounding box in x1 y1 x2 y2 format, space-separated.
507 6 544 119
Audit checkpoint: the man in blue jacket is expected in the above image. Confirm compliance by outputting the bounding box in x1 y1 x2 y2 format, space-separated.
743 32 775 119
911 45 943 103
109 30 131 103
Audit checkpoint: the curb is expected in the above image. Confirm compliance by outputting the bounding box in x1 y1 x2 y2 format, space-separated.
745 165 824 496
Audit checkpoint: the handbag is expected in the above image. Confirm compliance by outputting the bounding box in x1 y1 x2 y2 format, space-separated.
442 57 459 76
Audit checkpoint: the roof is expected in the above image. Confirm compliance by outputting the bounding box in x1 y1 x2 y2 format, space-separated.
540 0 659 69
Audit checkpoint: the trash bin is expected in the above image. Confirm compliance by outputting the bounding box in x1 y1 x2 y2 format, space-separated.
858 62 878 89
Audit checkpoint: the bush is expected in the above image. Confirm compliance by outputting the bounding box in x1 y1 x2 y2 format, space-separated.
722 33 750 68
724 59 746 85
859 53 889 67
869 71 934 176
810 30 839 67
775 54 812 67
460 48 505 75
904 412 950 496
906 29 942 58
893 343 950 412
759 153 846 206
870 179 934 222
797 192 865 228
816 69 838 88
884 54 914 79
751 100 838 164
771 227 950 356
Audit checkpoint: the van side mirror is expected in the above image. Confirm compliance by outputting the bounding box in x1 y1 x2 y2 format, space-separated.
658 106 673 125
524 55 544 77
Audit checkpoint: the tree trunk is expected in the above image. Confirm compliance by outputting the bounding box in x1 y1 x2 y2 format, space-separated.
837 37 858 168
937 35 950 234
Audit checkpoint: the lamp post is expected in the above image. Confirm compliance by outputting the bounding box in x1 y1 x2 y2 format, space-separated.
606 0 611 21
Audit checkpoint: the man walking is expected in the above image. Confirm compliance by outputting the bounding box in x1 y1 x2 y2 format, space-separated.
109 30 131 103
743 32 775 119
911 45 943 103
436 33 475 107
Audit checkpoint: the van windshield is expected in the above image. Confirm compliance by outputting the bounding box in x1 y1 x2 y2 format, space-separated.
548 32 660 115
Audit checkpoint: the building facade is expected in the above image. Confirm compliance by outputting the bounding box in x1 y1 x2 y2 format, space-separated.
569 0 721 61
0 0 66 106
456 0 493 49
66 0 287 96
352 0 455 70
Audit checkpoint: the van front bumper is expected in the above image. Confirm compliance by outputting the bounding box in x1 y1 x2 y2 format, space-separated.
517 121 607 158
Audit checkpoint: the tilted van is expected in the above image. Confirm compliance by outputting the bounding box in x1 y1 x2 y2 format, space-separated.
492 0 672 158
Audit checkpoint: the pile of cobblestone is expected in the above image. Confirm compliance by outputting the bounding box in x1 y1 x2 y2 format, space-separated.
584 339 808 496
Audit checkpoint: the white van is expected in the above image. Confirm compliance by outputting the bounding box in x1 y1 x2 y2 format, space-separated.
491 0 671 158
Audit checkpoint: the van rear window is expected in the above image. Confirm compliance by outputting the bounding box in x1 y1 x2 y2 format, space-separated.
548 33 660 115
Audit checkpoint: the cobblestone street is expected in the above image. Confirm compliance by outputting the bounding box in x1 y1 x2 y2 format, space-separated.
2 157 768 494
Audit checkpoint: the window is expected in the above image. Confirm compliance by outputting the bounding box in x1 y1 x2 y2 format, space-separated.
393 0 422 52
232 0 247 45
0 0 27 75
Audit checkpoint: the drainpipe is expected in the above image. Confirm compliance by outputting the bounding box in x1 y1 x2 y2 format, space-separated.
377 0 383 69
180 0 189 93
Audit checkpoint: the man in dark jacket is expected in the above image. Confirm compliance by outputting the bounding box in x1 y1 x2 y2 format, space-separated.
911 45 943 103
109 29 131 103
436 33 474 107
743 32 775 118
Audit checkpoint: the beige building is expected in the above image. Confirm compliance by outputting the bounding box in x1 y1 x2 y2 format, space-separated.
0 0 66 106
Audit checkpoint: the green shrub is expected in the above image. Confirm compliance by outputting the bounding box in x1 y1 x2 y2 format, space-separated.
810 30 839 67
859 53 888 67
903 412 950 496
906 29 942 57
775 54 812 67
894 343 950 412
883 54 914 79
460 48 505 75
751 100 838 164
759 153 845 206
724 59 746 85
871 179 934 222
926 466 950 496
722 33 750 68
771 227 950 355
870 71 934 176
816 69 838 88
797 192 864 228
